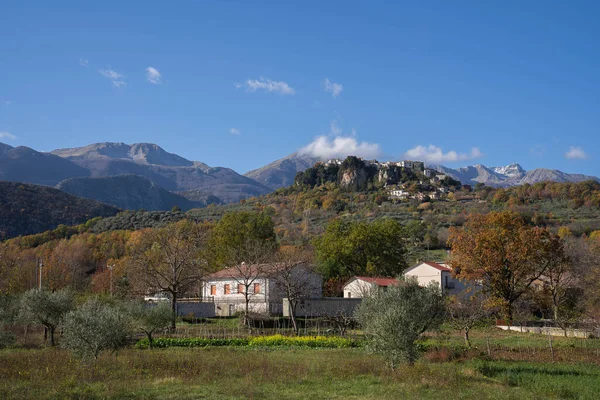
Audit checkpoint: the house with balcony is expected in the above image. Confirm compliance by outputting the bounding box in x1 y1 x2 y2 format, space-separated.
202 262 322 316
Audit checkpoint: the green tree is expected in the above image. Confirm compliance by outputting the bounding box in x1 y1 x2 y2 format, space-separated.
19 289 74 346
355 278 445 368
314 219 408 285
61 298 131 360
126 301 172 348
208 211 277 268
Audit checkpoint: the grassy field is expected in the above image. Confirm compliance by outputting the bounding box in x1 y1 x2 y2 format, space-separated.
1 346 600 399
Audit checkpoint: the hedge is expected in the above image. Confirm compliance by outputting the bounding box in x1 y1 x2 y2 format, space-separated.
136 335 359 349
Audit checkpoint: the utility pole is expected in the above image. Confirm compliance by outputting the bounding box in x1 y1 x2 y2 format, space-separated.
37 258 43 290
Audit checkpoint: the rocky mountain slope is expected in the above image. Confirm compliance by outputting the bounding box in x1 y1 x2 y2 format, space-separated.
244 152 320 190
50 142 271 203
56 174 219 211
0 181 119 239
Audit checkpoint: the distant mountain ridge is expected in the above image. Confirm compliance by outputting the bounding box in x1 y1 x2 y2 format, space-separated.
244 152 320 190
431 163 598 187
52 142 201 168
0 143 90 186
50 142 271 203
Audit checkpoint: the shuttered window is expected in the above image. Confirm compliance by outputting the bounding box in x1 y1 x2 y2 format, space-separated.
210 285 216 295
253 283 261 294
238 284 244 293
224 284 230 294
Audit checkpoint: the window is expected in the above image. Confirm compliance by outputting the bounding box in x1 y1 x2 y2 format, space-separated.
253 283 261 294
210 285 216 296
347 292 352 298
224 284 230 295
238 284 244 294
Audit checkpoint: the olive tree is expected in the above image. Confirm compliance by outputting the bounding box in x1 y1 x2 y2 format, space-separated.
19 289 74 346
355 278 445 368
126 301 172 348
61 298 131 360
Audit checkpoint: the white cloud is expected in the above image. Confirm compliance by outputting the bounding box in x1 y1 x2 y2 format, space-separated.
565 146 588 160
229 128 241 135
99 68 126 88
237 77 295 95
299 122 382 160
402 145 484 164
99 68 124 80
323 78 343 98
79 58 89 67
0 131 16 141
146 66 162 84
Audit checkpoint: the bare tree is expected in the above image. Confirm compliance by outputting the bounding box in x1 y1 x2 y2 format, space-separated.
271 247 321 334
131 220 211 330
322 309 354 337
544 236 587 336
220 238 276 326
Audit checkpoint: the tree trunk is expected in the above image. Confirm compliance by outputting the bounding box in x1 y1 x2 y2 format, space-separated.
289 301 298 335
49 326 56 347
170 292 177 331
464 327 471 347
505 302 513 328
244 294 250 327
146 332 154 348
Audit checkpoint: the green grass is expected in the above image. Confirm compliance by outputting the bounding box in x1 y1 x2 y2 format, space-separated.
1 347 600 399
426 326 600 349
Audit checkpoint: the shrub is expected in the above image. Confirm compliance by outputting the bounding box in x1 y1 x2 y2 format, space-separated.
355 278 445 368
61 298 131 360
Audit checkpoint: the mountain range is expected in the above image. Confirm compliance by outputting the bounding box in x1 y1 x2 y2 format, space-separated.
432 163 598 188
0 141 598 214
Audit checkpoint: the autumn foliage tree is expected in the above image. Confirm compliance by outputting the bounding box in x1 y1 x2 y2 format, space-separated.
448 211 565 322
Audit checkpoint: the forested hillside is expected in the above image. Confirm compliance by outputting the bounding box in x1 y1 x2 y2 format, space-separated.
0 181 120 239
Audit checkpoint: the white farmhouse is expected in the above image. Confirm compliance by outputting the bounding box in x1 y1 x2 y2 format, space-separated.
202 263 322 316
342 276 399 298
403 261 467 294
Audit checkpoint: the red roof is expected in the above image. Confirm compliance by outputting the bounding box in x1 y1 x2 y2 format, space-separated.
420 261 451 272
353 276 399 287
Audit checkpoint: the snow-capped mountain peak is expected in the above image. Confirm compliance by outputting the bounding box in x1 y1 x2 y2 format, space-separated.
491 163 526 178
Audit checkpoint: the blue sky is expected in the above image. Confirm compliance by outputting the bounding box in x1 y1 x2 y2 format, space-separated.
1 1 599 176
